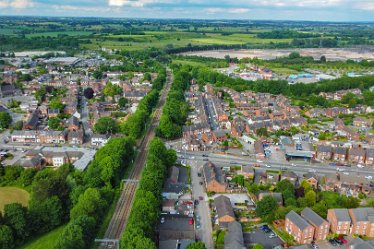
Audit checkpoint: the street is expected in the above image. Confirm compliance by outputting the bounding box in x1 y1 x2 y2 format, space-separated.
189 159 215 249
177 150 374 177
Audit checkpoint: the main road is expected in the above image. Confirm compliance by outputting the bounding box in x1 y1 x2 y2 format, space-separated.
178 151 374 177
100 69 172 246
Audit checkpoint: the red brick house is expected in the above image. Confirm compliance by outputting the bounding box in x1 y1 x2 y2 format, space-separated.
349 208 374 237
301 208 330 241
214 195 235 228
366 149 374 166
285 211 315 244
334 147 347 162
254 140 265 160
348 147 366 164
316 145 333 161
202 161 227 193
327 209 351 235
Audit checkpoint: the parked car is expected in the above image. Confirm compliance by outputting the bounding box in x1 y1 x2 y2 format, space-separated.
268 233 277 238
197 173 202 177
337 236 347 244
194 200 199 205
202 154 209 157
203 158 209 161
329 239 338 246
199 181 203 185
357 164 365 168
199 196 204 201
160 217 165 224
188 218 194 225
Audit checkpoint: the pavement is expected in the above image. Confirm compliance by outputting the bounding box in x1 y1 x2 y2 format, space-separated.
189 159 214 249
244 228 283 249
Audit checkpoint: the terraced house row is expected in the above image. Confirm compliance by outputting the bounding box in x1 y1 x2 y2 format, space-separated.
286 208 374 244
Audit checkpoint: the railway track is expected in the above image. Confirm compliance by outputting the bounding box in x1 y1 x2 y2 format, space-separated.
99 70 172 247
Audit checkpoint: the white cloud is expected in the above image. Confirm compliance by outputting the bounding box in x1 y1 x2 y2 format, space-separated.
0 0 34 8
206 7 250 14
108 0 172 7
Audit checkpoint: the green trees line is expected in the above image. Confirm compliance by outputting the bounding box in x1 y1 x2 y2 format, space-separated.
156 65 191 139
121 138 177 249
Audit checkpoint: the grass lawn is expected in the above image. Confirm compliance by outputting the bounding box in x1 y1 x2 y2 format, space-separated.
26 31 92 38
0 187 30 213
19 225 66 249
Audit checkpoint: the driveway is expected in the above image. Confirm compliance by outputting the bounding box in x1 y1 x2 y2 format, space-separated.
244 228 283 249
190 159 214 249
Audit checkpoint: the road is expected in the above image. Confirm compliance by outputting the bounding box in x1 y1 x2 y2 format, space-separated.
177 151 374 177
80 93 93 139
100 69 172 246
190 159 214 249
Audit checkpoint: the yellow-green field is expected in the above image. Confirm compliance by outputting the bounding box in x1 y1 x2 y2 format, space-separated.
0 187 30 213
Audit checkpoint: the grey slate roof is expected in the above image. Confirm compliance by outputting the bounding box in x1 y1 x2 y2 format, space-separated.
350 208 374 222
301 207 326 227
331 208 351 222
214 195 235 219
224 221 245 249
317 145 332 153
286 210 310 230
203 161 226 186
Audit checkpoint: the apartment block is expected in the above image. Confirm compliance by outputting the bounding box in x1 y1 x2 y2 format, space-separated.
327 209 351 235
301 208 330 241
285 211 315 244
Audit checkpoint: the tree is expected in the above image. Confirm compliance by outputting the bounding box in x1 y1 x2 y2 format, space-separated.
94 117 119 134
48 117 62 130
70 188 107 221
0 112 12 129
256 127 268 137
103 82 122 97
320 55 327 63
54 224 84 249
49 98 64 111
12 120 23 130
0 225 14 249
143 72 151 82
92 70 103 79
118 97 128 108
255 196 278 218
3 203 28 241
6 98 20 108
186 242 207 249
276 179 295 194
83 87 94 99
305 190 317 207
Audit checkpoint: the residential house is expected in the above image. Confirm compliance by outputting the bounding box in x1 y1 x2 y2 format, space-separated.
316 145 333 161
327 209 351 235
349 238 374 249
301 207 330 241
353 117 371 128
349 208 374 237
162 166 188 200
285 211 315 244
202 161 227 193
11 130 38 143
281 171 298 186
254 140 265 160
214 195 236 228
39 130 67 144
224 221 245 249
348 147 366 164
91 134 111 147
367 135 374 145
23 111 39 130
334 147 347 162
213 130 227 142
68 129 84 145
366 149 374 166
66 116 80 131
304 173 319 189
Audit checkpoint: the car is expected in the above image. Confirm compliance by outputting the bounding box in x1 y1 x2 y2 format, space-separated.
196 222 201 229
230 161 239 164
190 156 195 159
203 158 209 161
343 172 350 175
291 163 296 167
197 173 202 177
194 199 199 205
365 176 373 180
329 239 338 246
199 181 203 185
357 164 365 168
188 218 194 225
268 233 277 238
312 244 319 249
256 160 263 163
281 167 288 170
265 164 271 168
199 196 204 201
337 236 347 244
334 238 343 245
160 217 165 224
202 154 209 157
308 169 316 173
336 167 345 172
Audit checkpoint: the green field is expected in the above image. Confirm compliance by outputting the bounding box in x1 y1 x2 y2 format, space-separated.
19 225 66 249
26 31 93 38
0 187 30 213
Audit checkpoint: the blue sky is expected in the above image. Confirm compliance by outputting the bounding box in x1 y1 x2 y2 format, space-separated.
1 0 374 21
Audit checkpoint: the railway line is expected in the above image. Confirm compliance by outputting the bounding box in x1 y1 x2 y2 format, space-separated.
99 69 172 247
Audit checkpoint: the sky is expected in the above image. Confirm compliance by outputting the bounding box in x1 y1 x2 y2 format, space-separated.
0 0 374 22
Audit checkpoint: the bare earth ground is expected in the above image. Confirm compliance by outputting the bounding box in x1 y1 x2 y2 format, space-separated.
0 186 30 212
181 47 374 61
